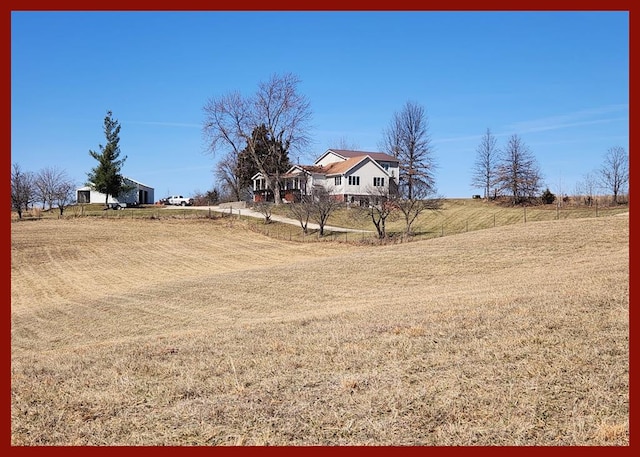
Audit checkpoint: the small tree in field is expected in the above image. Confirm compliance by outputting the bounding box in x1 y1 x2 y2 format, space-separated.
53 179 76 216
289 195 313 234
310 186 342 236
575 172 598 206
395 178 442 236
364 186 399 239
254 201 273 224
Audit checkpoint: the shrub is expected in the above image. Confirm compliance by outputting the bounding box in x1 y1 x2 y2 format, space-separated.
541 188 556 204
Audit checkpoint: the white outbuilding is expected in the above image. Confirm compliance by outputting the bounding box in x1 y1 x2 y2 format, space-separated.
76 177 154 207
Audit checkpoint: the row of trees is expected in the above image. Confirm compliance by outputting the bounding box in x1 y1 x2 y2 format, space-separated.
471 129 542 204
471 128 629 205
11 163 76 218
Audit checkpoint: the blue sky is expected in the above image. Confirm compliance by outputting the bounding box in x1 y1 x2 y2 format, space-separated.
11 11 629 199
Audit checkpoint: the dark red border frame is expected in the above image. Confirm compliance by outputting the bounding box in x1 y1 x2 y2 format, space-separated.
4 1 635 454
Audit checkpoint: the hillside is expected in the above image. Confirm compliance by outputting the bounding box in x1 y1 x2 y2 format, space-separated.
11 215 629 445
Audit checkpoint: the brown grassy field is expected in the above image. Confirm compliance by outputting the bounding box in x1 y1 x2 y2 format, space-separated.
11 213 628 445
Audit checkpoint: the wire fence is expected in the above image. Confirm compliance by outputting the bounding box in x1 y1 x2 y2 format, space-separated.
13 203 628 246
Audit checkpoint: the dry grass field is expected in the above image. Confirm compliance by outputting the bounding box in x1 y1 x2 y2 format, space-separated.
11 213 628 445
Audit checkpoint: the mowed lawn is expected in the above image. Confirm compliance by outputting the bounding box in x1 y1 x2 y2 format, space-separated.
11 214 629 445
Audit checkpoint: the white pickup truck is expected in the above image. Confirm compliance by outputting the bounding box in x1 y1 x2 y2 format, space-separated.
166 195 194 206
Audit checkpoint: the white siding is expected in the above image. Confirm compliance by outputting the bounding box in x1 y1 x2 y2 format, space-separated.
341 160 389 195
315 151 345 167
76 178 154 204
377 161 399 184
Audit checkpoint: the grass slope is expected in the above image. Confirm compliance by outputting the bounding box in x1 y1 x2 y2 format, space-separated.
11 215 628 445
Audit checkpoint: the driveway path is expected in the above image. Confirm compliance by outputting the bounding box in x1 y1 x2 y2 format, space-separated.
187 205 372 233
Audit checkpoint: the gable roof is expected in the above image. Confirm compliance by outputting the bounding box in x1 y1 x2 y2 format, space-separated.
322 156 369 175
78 176 153 191
314 155 389 177
316 149 399 164
253 151 396 182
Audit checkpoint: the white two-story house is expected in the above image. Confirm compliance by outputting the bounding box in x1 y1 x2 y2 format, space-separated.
252 149 399 205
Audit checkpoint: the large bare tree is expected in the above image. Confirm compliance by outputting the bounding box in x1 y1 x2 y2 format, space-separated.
599 146 628 204
471 128 499 200
203 73 312 205
381 101 436 200
495 134 541 205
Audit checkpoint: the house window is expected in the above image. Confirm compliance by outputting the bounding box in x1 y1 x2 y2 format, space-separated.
373 177 385 187
348 175 360 186
335 176 342 185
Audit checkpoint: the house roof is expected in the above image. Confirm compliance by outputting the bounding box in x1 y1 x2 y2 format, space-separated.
280 164 326 178
254 150 395 181
322 156 369 175
123 176 153 189
319 149 399 164
78 176 153 191
287 155 387 177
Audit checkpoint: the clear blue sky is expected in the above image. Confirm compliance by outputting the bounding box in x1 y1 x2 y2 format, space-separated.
11 11 629 199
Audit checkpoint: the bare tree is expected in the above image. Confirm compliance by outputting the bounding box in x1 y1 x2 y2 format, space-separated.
381 101 436 200
362 185 399 239
53 178 76 216
253 201 273 224
288 195 313 234
203 73 312 205
599 146 628 204
396 181 443 236
471 128 499 200
310 186 342 236
11 163 35 219
215 150 243 202
495 134 541 205
34 166 68 211
574 172 598 206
